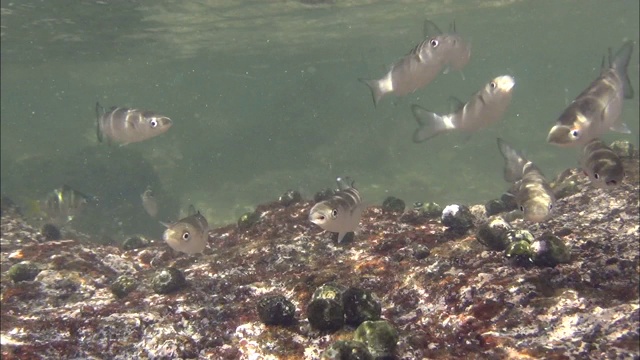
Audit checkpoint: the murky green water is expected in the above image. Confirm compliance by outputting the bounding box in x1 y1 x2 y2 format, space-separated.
1 0 638 239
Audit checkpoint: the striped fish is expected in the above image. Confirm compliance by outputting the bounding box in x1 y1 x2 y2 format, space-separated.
309 177 364 243
581 138 624 188
96 102 172 145
40 184 95 225
497 138 555 223
162 205 209 254
547 41 633 147
360 20 470 107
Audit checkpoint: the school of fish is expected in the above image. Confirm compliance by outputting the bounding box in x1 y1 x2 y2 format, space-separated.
28 19 636 253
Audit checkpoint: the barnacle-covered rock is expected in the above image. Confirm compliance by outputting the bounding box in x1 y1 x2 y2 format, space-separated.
122 235 150 251
343 287 381 327
307 298 344 332
415 201 442 218
256 294 296 326
40 223 62 241
530 232 571 267
441 204 475 232
151 267 186 294
410 244 430 260
484 199 509 216
7 261 41 282
610 140 634 158
237 210 260 230
382 197 405 213
475 216 512 251
279 190 303 207
506 229 535 244
321 340 373 360
354 320 398 360
313 282 346 302
110 274 138 299
504 229 535 265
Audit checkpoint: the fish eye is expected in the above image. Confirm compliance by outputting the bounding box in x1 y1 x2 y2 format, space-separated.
150 119 159 128
570 129 580 138
331 209 338 217
182 231 190 241
490 81 497 89
548 204 553 211
519 205 525 212
430 39 439 47
593 173 599 180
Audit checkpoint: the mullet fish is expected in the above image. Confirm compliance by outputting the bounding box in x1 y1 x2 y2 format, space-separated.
547 41 634 147
309 177 364 243
580 138 624 188
411 75 515 142
360 20 470 106
40 184 95 225
96 102 172 145
162 205 209 254
497 138 555 223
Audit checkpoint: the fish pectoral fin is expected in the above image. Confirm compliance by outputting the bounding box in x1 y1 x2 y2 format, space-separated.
609 122 631 134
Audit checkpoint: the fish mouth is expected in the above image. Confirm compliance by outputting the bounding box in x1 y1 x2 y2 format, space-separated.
495 75 515 92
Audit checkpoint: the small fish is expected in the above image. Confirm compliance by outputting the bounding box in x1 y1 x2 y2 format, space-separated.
309 177 364 243
162 205 209 254
40 185 94 225
497 138 555 223
411 75 515 142
96 102 172 145
141 186 158 218
360 20 470 106
580 138 624 188
547 41 634 147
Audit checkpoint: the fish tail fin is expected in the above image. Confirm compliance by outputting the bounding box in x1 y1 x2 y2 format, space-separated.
611 40 634 99
359 78 383 107
95 101 105 143
411 104 450 142
496 138 527 182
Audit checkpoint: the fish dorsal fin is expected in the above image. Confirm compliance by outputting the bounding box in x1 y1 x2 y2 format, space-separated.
423 20 442 38
448 96 465 113
187 204 197 216
160 221 172 228
336 176 355 191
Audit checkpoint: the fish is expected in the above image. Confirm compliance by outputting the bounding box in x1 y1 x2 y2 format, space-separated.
580 138 624 188
411 75 515 142
96 102 172 145
39 185 95 225
360 20 470 106
497 138 555 223
141 186 158 218
547 41 634 147
162 205 209 254
309 177 364 243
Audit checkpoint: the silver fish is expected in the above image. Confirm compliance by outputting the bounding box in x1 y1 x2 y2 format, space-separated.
360 20 470 106
309 177 364 243
497 138 555 223
580 138 624 188
40 184 94 225
141 186 158 218
162 205 209 254
411 75 515 142
96 102 172 145
547 41 634 147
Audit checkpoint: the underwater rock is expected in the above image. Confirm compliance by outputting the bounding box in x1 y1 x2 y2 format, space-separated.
410 244 430 260
343 287 382 327
307 298 344 332
484 199 509 216
40 223 62 241
314 188 336 203
122 235 150 251
504 229 536 266
237 211 261 230
441 204 475 232
354 320 399 360
415 202 442 218
475 216 512 251
313 282 346 302
151 267 186 294
610 140 634 158
7 261 41 282
321 340 373 360
256 294 296 326
110 274 138 299
530 232 571 267
500 193 518 209
382 197 405 213
279 190 303 207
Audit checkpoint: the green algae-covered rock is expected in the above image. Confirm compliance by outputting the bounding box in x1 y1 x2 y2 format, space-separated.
256 294 296 326
152 267 186 294
313 282 346 303
307 298 344 332
237 211 260 230
531 232 571 267
354 320 398 360
8 261 41 282
321 340 373 360
382 196 405 213
343 287 381 327
110 274 138 298
476 216 512 251
279 190 302 206
122 235 150 251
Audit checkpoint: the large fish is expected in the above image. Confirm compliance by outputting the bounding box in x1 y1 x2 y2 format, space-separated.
309 177 364 243
547 41 634 147
580 138 624 188
497 138 555 223
360 20 470 106
162 205 209 254
411 75 515 142
40 184 95 225
96 102 172 145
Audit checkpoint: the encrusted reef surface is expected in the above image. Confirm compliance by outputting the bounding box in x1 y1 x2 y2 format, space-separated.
1 157 639 359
